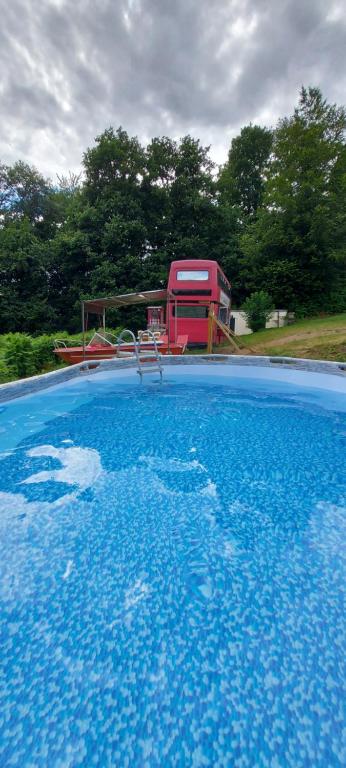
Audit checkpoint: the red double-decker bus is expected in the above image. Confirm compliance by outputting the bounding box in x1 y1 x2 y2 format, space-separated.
167 259 232 346
54 258 232 365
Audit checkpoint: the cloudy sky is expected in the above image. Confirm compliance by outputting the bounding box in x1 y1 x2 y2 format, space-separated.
1 0 345 179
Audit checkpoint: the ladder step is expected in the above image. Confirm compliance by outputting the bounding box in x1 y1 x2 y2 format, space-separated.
137 366 162 374
138 352 161 360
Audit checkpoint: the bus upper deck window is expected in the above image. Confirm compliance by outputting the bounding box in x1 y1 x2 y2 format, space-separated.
176 270 209 281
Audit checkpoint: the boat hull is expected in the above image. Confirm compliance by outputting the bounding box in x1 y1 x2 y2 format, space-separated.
55 336 188 365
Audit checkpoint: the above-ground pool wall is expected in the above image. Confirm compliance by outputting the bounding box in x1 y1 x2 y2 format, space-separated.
0 355 345 404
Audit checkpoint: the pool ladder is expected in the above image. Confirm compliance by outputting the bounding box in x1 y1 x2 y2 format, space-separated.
117 329 163 381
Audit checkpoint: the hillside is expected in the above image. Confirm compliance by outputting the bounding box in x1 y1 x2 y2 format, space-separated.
215 314 346 362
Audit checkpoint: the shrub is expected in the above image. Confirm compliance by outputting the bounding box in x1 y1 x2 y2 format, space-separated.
32 334 60 370
3 333 36 379
326 289 346 315
242 291 274 332
0 359 11 384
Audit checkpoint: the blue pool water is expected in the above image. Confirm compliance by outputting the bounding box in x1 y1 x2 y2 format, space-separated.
0 367 345 767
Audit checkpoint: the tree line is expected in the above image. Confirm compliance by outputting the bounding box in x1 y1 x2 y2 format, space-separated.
0 86 345 334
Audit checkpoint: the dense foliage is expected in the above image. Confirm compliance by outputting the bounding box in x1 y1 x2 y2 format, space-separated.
0 332 73 382
242 291 274 332
0 328 125 382
0 87 345 335
0 331 86 382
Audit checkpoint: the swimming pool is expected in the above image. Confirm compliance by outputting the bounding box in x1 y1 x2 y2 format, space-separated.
0 364 345 767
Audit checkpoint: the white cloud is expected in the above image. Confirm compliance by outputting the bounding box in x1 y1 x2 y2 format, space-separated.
0 0 345 177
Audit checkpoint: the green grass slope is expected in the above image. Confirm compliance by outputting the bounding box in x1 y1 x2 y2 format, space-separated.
192 314 346 362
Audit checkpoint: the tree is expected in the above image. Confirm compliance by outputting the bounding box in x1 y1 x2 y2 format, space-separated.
83 127 146 199
0 160 75 239
240 87 346 312
0 218 57 333
56 171 82 194
0 161 51 223
54 127 150 329
242 291 274 332
218 125 272 216
158 135 219 262
143 135 230 288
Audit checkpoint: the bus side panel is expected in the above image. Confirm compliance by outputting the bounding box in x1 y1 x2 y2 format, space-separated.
168 311 209 345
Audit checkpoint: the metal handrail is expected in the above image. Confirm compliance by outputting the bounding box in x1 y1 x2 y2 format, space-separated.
116 329 138 358
54 339 67 348
116 329 163 380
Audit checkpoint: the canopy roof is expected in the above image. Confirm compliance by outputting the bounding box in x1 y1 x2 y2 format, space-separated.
83 289 168 314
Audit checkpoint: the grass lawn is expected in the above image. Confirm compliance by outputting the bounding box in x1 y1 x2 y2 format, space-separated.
187 313 346 362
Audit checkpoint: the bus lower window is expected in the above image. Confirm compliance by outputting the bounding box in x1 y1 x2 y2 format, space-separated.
218 307 228 323
172 306 209 318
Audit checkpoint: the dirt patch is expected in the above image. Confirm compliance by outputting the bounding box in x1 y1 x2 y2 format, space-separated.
217 344 255 355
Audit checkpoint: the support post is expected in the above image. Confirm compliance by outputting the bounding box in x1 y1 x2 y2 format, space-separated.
174 298 177 344
209 309 255 354
166 293 171 353
81 301 86 360
207 304 214 353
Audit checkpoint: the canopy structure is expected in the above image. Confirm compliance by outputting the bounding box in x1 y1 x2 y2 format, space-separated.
81 289 172 350
83 289 168 315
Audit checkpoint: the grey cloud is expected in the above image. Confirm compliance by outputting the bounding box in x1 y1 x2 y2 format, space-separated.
0 0 345 177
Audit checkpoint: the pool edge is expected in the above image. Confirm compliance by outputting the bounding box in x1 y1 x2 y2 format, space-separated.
0 355 345 403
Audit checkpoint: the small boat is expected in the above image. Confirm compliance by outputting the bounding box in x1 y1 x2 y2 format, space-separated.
54 332 188 365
